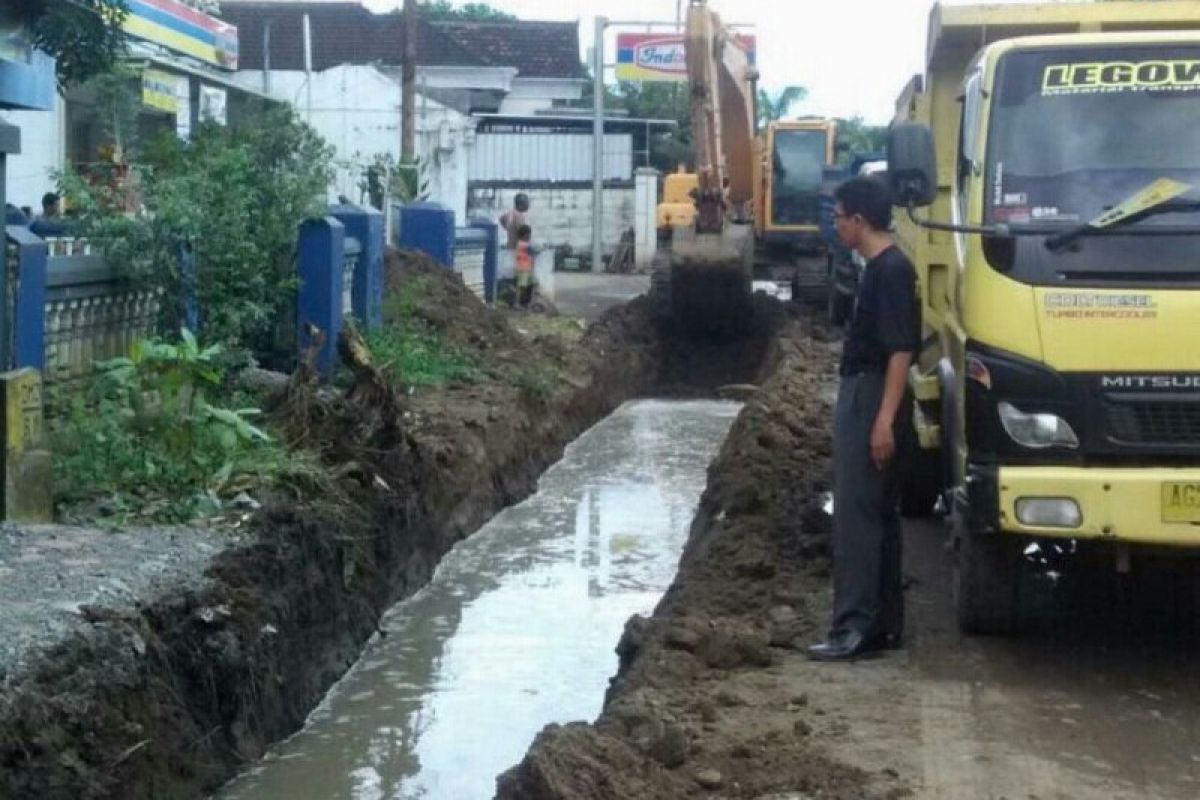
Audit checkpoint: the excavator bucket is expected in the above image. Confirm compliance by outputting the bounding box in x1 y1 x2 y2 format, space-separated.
665 224 755 339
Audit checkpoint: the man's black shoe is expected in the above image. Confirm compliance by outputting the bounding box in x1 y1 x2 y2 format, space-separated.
805 630 883 662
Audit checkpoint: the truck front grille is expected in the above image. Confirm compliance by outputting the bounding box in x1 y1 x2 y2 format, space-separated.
1106 401 1200 446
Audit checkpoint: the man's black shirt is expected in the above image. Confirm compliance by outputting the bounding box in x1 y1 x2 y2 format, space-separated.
839 245 920 376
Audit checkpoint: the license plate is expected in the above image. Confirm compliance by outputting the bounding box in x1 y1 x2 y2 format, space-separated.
1162 482 1200 524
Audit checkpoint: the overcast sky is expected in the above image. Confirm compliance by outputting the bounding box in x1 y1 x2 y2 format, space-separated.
356 0 1037 123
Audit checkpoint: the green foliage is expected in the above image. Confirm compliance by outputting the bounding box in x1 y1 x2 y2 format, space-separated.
51 329 307 524
836 116 889 164
505 363 558 399
757 86 809 126
420 1 516 20
366 279 483 387
582 80 693 173
347 152 431 209
81 62 143 157
22 0 129 89
58 107 335 354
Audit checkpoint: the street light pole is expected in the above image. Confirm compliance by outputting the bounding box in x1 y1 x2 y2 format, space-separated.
591 16 606 274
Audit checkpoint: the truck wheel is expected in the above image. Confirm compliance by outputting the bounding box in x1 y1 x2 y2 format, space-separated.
900 439 941 518
954 518 1022 635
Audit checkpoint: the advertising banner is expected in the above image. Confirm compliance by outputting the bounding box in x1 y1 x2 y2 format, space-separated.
123 0 238 70
615 33 755 83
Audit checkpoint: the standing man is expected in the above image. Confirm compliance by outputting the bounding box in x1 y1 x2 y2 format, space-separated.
808 176 920 662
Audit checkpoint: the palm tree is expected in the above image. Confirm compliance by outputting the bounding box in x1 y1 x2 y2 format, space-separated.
757 86 808 127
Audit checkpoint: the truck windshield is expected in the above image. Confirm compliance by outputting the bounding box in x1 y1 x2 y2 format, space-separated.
771 129 827 226
985 46 1200 285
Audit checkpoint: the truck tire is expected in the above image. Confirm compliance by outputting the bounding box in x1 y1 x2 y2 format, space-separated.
954 519 1022 635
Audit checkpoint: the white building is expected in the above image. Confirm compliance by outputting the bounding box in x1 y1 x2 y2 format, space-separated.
221 2 592 221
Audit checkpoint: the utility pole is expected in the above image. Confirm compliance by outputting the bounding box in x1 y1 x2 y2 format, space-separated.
591 16 606 273
302 13 312 122
262 20 272 95
402 0 417 161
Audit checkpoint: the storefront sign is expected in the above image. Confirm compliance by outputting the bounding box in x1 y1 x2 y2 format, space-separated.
142 69 179 112
123 0 238 70
615 33 755 83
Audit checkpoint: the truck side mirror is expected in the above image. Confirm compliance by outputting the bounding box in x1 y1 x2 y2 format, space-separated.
887 123 937 208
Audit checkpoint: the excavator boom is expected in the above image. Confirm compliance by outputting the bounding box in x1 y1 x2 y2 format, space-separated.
684 0 758 232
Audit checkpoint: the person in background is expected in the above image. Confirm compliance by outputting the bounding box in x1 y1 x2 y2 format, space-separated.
4 203 28 226
31 191 68 237
515 224 536 308
500 192 530 250
39 192 60 220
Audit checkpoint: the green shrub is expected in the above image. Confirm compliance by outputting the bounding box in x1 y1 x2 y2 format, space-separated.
58 106 334 355
52 329 318 524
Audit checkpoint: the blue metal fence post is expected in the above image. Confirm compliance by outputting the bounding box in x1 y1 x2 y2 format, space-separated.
469 217 499 304
7 227 46 371
296 217 345 377
397 202 455 268
330 203 384 331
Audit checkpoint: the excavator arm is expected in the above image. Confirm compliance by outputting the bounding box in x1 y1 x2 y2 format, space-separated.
685 0 759 232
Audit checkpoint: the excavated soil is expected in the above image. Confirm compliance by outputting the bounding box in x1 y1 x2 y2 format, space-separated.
0 248 877 800
497 313 909 799
0 251 667 800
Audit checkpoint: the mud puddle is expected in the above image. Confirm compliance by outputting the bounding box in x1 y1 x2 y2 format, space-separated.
216 400 740 800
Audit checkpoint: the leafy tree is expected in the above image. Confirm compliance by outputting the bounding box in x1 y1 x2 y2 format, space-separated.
581 79 694 174
19 0 130 89
420 1 516 20
757 86 808 126
836 116 888 164
59 107 335 353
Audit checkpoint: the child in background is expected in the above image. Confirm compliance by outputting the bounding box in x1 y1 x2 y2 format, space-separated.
516 224 536 308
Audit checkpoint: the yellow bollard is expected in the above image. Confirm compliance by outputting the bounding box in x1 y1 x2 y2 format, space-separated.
0 368 53 522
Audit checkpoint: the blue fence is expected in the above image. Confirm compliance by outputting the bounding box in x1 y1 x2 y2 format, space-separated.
392 201 499 304
3 202 387 383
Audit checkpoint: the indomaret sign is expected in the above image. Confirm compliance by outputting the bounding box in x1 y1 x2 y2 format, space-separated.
615 32 756 83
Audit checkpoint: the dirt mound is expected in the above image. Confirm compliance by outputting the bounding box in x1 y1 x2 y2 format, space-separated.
385 247 522 354
499 311 904 800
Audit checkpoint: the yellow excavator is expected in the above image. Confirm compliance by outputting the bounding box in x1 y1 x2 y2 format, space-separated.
652 0 836 336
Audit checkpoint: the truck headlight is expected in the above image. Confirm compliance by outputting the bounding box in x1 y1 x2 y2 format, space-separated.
997 402 1080 450
1016 497 1082 528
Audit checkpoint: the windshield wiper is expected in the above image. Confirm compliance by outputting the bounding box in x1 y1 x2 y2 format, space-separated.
1046 178 1200 252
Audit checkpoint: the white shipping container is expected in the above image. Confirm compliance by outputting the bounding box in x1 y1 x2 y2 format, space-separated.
470 133 633 183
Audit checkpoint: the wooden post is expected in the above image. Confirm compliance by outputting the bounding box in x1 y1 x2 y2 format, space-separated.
0 368 52 522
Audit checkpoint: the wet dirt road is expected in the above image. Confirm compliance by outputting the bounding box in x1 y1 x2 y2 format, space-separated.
785 517 1200 799
216 400 740 800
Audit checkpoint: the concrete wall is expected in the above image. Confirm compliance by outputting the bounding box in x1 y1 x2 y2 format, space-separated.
234 66 475 220
467 183 636 256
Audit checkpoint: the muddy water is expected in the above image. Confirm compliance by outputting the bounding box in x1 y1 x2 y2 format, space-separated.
217 400 740 800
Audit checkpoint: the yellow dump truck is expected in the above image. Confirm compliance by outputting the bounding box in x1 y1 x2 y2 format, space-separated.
889 1 1200 632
